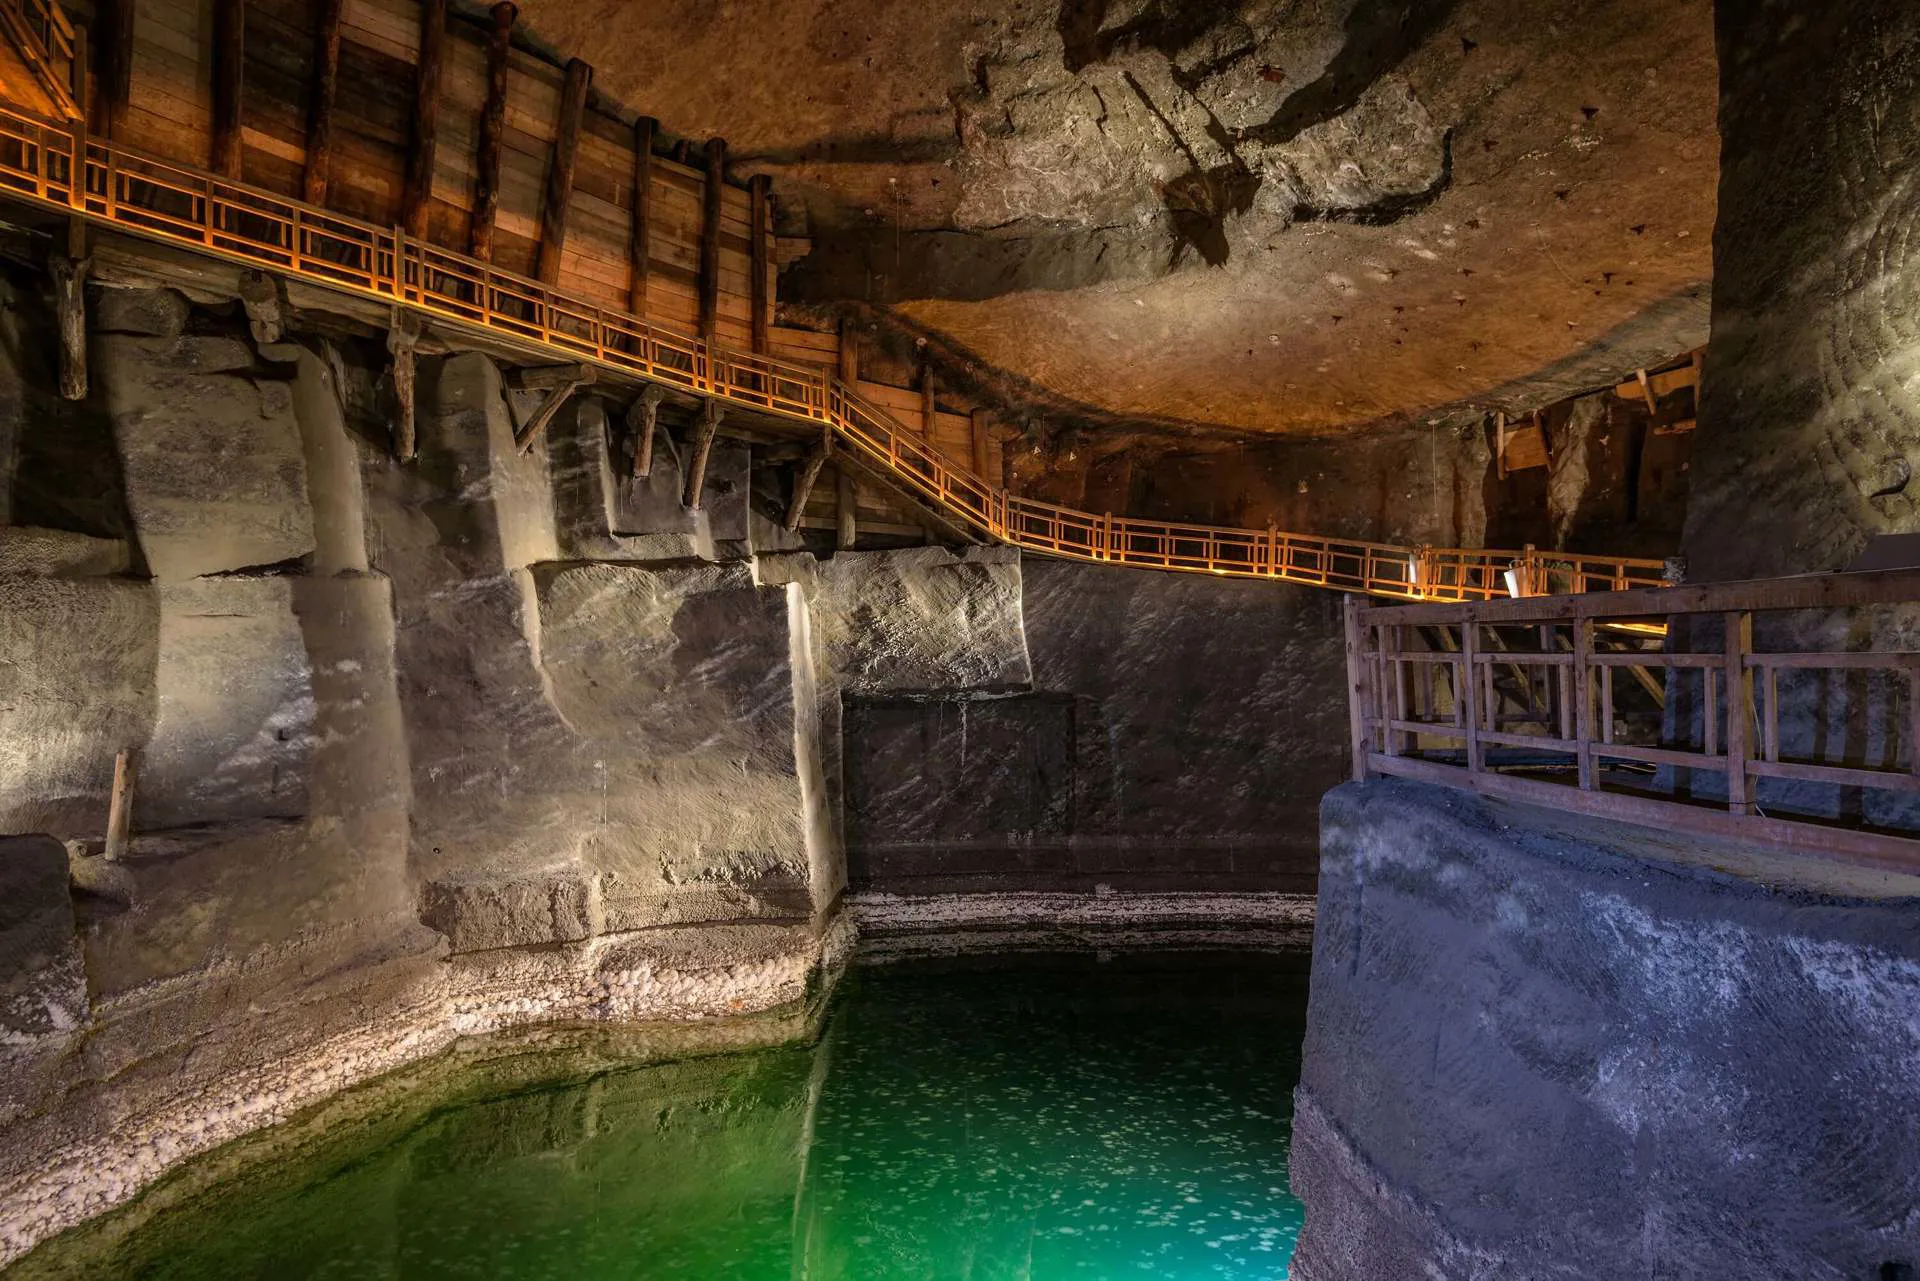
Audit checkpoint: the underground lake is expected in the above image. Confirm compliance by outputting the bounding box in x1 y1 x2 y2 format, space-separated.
6 953 1311 1280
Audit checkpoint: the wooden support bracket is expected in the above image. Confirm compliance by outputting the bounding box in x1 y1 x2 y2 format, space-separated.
627 383 665 478
684 399 723 508
387 307 422 462
238 270 284 347
513 364 595 454
785 427 833 531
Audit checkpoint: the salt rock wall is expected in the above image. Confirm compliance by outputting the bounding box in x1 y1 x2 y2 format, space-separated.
836 558 1348 893
1293 779 1920 1280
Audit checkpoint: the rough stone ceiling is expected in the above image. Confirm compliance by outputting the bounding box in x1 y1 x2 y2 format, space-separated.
521 0 1717 438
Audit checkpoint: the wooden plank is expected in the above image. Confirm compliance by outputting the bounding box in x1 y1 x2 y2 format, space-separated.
303 0 346 201
211 0 244 177
628 114 654 313
698 135 723 341
468 0 513 259
535 56 589 284
401 0 445 238
748 171 770 353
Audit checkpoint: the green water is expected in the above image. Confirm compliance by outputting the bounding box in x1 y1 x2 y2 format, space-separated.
20 954 1309 1280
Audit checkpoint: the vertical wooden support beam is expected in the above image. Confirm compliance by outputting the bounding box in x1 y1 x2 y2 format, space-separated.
99 0 135 140
387 308 420 462
1344 595 1371 782
1494 411 1508 480
1573 616 1595 790
401 0 446 239
468 0 515 260
785 428 833 531
919 365 936 440
1461 620 1484 775
748 173 772 354
835 467 857 550
836 314 858 385
535 58 591 284
698 136 726 342
103 748 137 860
969 407 992 478
303 0 345 203
627 115 655 312
627 385 664 478
52 234 89 401
68 22 89 160
1724 610 1754 814
211 0 244 179
684 400 723 508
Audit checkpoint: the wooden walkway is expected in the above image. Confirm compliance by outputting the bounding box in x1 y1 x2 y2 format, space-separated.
0 88 1668 600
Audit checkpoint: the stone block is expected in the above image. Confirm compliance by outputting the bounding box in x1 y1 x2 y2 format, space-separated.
0 835 85 1129
141 577 314 828
90 286 190 338
100 333 315 580
0 576 158 835
0 527 130 577
419 874 600 953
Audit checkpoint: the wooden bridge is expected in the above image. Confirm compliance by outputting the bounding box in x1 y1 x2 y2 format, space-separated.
0 0 1669 602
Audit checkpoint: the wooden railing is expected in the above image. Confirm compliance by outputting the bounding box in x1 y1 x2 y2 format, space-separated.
0 0 77 120
1348 568 1920 869
0 95 1671 601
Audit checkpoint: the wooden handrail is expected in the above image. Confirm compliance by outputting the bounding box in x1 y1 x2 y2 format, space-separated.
0 95 1671 601
1349 568 1920 869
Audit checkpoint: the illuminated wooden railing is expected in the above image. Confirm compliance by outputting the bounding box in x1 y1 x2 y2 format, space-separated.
0 98 1670 601
1349 569 1920 869
0 0 77 120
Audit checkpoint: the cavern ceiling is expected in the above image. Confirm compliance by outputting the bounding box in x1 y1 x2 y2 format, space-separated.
519 0 1717 437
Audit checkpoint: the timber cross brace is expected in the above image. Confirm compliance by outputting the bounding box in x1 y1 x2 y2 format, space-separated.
0 17 1670 601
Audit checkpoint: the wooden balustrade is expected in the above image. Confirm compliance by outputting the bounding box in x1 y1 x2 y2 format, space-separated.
0 94 1671 601
1348 568 1920 869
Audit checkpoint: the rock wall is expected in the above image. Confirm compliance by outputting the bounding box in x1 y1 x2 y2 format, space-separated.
1292 779 1920 1280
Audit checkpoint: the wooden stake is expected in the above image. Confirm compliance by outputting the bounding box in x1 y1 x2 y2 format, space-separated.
511 364 595 454
99 0 134 140
684 399 722 508
698 136 725 342
835 467 856 549
628 115 655 313
302 0 345 203
535 58 591 285
211 0 244 179
785 428 832 531
1635 367 1659 418
627 384 664 478
52 238 89 401
749 173 771 354
104 748 136 860
969 407 992 478
836 314 858 385
401 0 446 239
388 307 420 462
468 0 515 260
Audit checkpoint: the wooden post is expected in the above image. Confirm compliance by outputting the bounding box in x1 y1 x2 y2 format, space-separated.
67 22 88 180
510 363 595 453
1495 411 1508 480
1461 619 1484 775
969 407 992 478
211 0 244 179
468 0 515 260
627 384 664 478
103 748 136 860
1573 616 1595 789
401 0 446 239
748 173 772 354
919 363 936 440
836 314 858 385
1724 610 1754 814
835 467 857 549
52 231 89 401
1344 596 1371 782
684 399 723 508
99 0 135 140
627 115 655 313
698 136 725 342
1381 624 1405 757
387 307 420 461
785 428 833 531
303 0 345 203
535 57 591 284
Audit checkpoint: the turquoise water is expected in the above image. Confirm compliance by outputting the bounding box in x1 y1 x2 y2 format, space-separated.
18 954 1309 1280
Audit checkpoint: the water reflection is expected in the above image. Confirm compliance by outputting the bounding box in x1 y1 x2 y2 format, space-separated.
13 954 1309 1280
